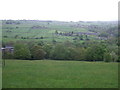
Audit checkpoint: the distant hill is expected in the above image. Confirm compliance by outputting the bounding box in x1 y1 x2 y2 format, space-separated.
1 20 118 43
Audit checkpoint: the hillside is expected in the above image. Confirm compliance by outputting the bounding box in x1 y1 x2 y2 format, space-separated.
2 20 118 44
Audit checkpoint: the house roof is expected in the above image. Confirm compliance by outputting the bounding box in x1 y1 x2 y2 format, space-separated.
1 48 5 50
5 46 14 49
1 46 14 50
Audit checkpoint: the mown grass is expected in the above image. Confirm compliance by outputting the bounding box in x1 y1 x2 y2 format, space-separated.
2 60 118 88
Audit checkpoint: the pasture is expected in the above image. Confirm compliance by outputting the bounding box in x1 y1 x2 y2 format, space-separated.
2 20 112 44
2 60 118 88
0 67 1 89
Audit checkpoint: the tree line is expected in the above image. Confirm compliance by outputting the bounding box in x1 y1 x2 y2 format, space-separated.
2 40 119 62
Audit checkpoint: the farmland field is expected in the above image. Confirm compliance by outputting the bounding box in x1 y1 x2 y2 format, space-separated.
2 60 118 88
2 20 118 44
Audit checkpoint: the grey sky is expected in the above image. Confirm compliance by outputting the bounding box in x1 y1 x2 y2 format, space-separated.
0 0 119 21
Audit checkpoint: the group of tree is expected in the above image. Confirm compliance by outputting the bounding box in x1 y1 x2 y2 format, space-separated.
2 40 119 62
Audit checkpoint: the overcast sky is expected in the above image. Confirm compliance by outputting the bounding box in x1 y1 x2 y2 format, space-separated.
0 0 119 21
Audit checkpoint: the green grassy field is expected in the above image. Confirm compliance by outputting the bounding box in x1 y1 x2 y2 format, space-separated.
2 20 110 44
0 67 1 89
0 59 2 89
2 60 118 88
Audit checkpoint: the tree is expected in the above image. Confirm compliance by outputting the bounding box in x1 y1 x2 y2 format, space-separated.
68 47 86 60
43 44 53 59
104 52 112 62
50 44 69 60
38 41 44 46
55 30 58 34
99 32 109 38
3 52 14 59
85 35 89 40
79 35 83 40
86 44 107 61
15 35 19 39
14 44 31 59
110 51 118 62
74 48 86 60
31 45 46 60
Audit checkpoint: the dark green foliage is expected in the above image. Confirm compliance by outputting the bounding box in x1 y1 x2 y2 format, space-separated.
50 44 69 60
79 35 84 40
86 44 106 61
67 47 86 60
3 52 14 59
99 32 109 38
50 44 86 60
73 48 86 60
40 36 44 39
14 35 19 39
117 56 120 62
43 44 53 59
38 41 44 46
104 52 112 62
31 45 46 60
73 37 78 40
2 41 118 62
110 51 118 62
52 39 57 44
3 36 8 38
14 44 31 59
85 35 90 40
55 30 58 34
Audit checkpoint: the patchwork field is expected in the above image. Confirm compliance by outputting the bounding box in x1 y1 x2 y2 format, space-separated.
2 20 117 44
2 60 118 88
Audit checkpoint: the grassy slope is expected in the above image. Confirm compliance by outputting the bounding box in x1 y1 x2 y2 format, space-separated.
2 21 100 43
2 60 118 88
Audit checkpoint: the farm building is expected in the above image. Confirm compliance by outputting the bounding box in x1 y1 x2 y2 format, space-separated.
1 46 14 53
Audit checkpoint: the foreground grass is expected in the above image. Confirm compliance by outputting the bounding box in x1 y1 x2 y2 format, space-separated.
0 60 2 89
3 60 118 88
0 66 1 89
